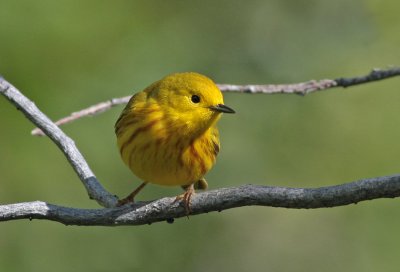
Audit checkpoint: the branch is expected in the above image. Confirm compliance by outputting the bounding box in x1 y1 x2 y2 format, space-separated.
2 69 400 226
0 77 118 208
30 67 400 136
1 173 400 226
217 66 400 94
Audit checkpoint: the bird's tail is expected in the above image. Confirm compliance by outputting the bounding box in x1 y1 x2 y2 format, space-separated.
194 178 208 190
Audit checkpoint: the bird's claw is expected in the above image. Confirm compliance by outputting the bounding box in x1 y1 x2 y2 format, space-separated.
174 185 195 216
116 196 134 207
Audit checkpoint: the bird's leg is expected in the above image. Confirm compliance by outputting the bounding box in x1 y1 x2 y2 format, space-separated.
117 182 147 206
175 183 195 215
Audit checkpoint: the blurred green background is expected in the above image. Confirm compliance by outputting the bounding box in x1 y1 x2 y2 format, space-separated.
1 0 400 271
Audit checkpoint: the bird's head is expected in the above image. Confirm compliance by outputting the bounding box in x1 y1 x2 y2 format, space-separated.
150 72 235 136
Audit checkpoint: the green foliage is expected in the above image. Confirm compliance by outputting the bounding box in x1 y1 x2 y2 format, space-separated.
1 0 400 271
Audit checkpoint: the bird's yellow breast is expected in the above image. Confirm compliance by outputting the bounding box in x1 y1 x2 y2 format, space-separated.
116 106 220 186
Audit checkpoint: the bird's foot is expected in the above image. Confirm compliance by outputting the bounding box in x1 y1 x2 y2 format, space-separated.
117 182 147 207
174 184 195 216
117 195 135 207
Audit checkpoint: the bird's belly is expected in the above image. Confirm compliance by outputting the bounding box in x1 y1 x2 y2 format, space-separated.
122 137 216 186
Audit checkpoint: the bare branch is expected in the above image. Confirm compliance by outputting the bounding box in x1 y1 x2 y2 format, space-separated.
0 77 118 208
1 69 400 226
1 173 400 226
217 79 338 94
334 67 400 87
31 95 131 136
217 67 400 94
30 67 400 136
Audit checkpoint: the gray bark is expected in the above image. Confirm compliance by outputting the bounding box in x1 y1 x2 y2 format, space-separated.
1 68 400 226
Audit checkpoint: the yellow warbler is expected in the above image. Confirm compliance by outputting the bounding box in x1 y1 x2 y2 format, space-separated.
115 72 235 212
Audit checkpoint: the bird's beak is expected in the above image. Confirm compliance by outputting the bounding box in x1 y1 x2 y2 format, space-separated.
210 104 235 114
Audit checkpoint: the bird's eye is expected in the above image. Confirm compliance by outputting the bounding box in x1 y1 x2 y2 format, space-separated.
191 95 201 103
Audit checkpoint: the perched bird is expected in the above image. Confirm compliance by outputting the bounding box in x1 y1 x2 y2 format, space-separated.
115 72 235 213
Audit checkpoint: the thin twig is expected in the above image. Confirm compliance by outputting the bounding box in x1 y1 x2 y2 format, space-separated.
31 96 131 136
30 67 400 136
217 67 400 94
1 173 400 226
217 79 338 94
0 78 118 208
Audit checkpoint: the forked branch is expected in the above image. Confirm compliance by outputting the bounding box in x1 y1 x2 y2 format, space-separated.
0 77 118 208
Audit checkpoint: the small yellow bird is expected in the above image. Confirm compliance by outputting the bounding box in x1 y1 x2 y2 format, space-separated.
115 72 235 212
